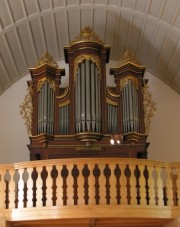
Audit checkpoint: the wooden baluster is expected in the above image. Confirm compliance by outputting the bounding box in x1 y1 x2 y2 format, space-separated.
0 168 6 209
36 166 43 207
46 165 53 207
109 163 117 204
120 163 127 205
82 164 90 205
129 164 137 205
88 163 95 205
17 168 24 208
77 163 84 205
138 164 147 205
148 166 156 206
56 164 63 206
8 169 15 209
98 163 106 205
176 167 180 206
156 167 164 207
166 167 174 206
66 164 74 205
27 167 33 208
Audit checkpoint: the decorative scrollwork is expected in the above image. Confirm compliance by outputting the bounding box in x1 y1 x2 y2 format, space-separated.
74 55 101 81
57 87 70 99
19 82 33 136
106 87 120 98
106 98 118 106
37 78 55 92
143 83 156 134
59 100 70 107
70 26 104 46
120 76 138 91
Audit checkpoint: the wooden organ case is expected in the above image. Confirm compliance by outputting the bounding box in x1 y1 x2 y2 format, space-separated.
25 27 153 161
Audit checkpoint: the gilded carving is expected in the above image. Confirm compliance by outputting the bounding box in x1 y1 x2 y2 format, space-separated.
120 76 138 91
106 98 118 107
70 26 104 46
37 78 55 92
117 50 140 67
143 83 156 134
106 87 120 98
59 100 70 107
19 82 33 136
57 87 70 99
74 55 101 81
35 52 59 68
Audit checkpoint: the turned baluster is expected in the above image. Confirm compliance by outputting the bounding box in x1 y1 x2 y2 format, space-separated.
36 166 43 207
176 166 180 206
129 163 137 205
148 166 156 206
156 166 164 206
109 163 117 204
46 165 53 206
77 163 84 205
17 168 24 208
98 162 106 205
66 164 74 205
8 169 15 209
88 163 95 205
166 167 174 206
56 164 63 206
0 168 7 209
120 163 127 205
138 164 147 205
26 167 33 208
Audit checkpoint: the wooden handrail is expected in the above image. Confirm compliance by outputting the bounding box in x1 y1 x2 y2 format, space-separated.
0 158 180 209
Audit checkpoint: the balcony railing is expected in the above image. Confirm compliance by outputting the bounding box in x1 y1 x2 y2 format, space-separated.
0 158 180 226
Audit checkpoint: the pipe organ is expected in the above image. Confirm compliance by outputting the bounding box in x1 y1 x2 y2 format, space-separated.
22 27 155 160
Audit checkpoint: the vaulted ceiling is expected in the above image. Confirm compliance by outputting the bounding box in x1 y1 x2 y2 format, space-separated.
0 0 179 95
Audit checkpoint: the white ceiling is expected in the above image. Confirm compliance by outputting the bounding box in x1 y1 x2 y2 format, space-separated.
0 0 179 95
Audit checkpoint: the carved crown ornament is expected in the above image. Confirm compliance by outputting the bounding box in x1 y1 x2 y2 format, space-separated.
69 26 104 46
117 50 141 67
34 52 59 68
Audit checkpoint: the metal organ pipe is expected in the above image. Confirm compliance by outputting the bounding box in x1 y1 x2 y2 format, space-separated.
91 63 95 132
37 80 55 134
85 60 91 131
75 60 101 133
128 80 133 131
95 67 101 132
81 62 86 132
76 68 80 133
122 79 139 133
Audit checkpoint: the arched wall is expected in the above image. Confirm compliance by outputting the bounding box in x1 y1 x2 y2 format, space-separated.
0 61 179 163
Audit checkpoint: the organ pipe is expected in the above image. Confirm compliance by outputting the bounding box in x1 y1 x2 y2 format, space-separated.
86 60 91 131
75 60 101 134
59 104 69 134
37 80 55 134
107 104 117 133
122 79 139 133
91 63 96 132
81 62 86 132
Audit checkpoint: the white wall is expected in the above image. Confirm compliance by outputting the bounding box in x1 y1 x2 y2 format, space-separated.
0 61 180 163
144 72 180 162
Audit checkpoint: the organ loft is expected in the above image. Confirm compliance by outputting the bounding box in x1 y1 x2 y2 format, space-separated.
20 27 156 160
